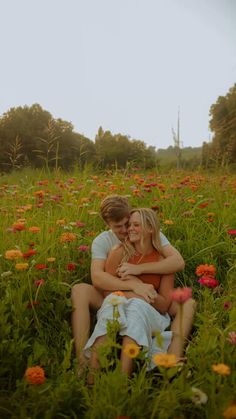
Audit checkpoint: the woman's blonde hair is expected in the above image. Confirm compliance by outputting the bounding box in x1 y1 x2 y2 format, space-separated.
122 208 163 262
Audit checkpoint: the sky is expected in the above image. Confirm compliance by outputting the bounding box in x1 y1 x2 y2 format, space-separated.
1 0 236 150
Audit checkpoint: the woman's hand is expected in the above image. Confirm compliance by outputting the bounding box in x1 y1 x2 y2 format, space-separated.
117 262 142 278
132 283 157 304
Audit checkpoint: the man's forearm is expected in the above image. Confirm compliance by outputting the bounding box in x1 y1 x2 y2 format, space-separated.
139 255 184 275
92 271 142 291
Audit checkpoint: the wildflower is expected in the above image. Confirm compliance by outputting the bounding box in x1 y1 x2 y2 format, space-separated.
198 276 219 288
67 263 76 271
171 287 192 304
227 331 236 345
123 343 140 359
1 271 13 278
34 279 45 286
75 221 86 227
22 249 37 258
224 301 232 310
35 264 47 270
227 229 236 236
195 264 216 277
15 263 29 270
223 401 236 418
190 387 208 405
25 366 45 385
56 219 66 225
47 257 56 263
212 363 231 376
28 226 40 233
27 300 40 308
12 223 26 231
5 249 23 260
153 353 177 368
164 220 174 225
198 202 209 208
78 245 89 252
60 232 77 243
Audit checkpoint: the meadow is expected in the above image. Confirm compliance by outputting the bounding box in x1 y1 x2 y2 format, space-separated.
0 167 235 419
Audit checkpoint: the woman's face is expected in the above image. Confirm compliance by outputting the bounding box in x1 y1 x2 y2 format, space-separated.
128 211 150 243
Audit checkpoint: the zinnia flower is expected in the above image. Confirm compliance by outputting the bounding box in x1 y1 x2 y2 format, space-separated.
123 343 140 359
22 249 37 258
67 263 76 271
15 263 29 270
223 402 236 418
5 249 23 260
153 353 177 368
25 366 45 385
171 287 192 303
212 363 231 376
227 229 236 236
78 245 89 251
190 387 208 405
47 257 56 263
198 276 219 288
35 264 47 270
60 232 77 243
164 220 174 225
195 264 216 277
28 226 40 233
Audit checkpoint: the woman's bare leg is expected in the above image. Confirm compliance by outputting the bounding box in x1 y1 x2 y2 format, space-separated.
168 298 197 359
71 283 104 366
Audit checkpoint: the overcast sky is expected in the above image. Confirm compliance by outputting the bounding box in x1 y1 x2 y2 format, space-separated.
1 0 235 149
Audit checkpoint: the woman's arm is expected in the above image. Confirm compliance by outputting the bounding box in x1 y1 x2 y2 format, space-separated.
151 273 175 314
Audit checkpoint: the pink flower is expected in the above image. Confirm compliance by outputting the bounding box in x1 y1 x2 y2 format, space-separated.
227 331 236 345
171 287 192 304
227 229 236 236
78 245 89 252
198 276 219 288
224 301 232 310
34 279 45 287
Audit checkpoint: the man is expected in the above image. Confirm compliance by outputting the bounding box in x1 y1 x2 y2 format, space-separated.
71 195 195 367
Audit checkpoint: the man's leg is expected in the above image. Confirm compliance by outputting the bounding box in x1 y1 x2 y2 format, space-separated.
71 283 104 366
120 335 135 376
167 298 197 359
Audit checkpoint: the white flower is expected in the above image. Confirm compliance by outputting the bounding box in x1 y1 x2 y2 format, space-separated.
104 294 127 306
191 387 208 405
1 271 13 278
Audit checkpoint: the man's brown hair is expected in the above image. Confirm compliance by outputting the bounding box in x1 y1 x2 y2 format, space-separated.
100 195 131 223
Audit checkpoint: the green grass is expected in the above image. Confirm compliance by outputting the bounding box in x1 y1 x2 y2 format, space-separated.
0 167 235 418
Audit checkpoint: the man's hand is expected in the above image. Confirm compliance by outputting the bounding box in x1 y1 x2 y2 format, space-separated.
132 283 157 304
117 262 142 278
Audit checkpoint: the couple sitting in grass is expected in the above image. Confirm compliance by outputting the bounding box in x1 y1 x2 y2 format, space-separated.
71 195 196 379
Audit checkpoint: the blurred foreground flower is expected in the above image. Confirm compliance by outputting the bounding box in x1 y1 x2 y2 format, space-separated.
198 276 219 288
153 353 177 368
171 287 192 303
123 343 140 359
25 366 45 385
196 264 216 277
5 249 23 260
223 401 236 418
212 363 231 376
1 271 13 278
190 387 208 405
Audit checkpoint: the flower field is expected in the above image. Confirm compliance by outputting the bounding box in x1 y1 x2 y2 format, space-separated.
0 167 235 419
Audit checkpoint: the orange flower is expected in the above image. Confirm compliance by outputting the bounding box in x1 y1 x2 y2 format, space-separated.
56 219 66 225
5 249 23 260
112 291 125 296
28 226 40 233
60 232 77 243
123 343 140 359
25 366 45 385
195 264 216 277
15 263 29 270
212 363 231 376
164 220 174 225
153 353 177 368
223 402 236 418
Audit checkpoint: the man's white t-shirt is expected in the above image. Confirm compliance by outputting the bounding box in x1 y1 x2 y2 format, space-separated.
91 230 170 260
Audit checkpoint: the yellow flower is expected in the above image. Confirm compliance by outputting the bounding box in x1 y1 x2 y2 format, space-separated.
123 343 140 359
47 257 56 263
212 363 231 376
163 220 174 225
56 219 66 225
153 353 177 368
223 402 236 418
15 263 29 270
5 250 23 260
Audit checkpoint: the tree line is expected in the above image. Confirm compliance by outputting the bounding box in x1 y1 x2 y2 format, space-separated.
0 84 235 172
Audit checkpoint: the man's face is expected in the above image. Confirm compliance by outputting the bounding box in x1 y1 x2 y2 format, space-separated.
107 217 129 241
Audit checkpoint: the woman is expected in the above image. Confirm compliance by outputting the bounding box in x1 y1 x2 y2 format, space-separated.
84 208 174 377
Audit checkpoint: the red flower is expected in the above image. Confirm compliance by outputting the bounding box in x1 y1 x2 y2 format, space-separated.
195 264 216 277
27 300 40 308
171 287 192 303
34 279 45 286
22 249 37 258
35 264 47 270
198 276 219 288
12 223 26 231
227 229 236 236
67 263 76 271
198 202 209 209
78 245 89 252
